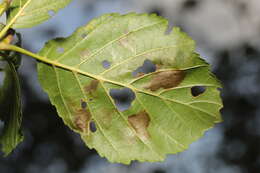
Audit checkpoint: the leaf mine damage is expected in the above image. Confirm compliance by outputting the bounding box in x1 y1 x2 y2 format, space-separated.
145 70 185 91
84 80 99 95
132 59 156 77
128 111 150 139
74 108 91 133
109 88 135 111
191 86 206 97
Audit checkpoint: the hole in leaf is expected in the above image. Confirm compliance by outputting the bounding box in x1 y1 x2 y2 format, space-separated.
89 121 97 132
191 86 206 97
132 59 156 77
81 33 87 38
57 47 64 53
81 100 87 109
102 60 111 69
48 10 56 17
109 87 136 111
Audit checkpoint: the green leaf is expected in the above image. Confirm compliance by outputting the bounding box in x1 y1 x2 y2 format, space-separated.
37 13 223 164
0 59 23 156
7 0 72 28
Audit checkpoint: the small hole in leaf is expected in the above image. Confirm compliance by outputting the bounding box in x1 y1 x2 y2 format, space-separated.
191 86 206 97
48 10 56 17
102 60 111 69
109 87 136 111
81 100 87 109
132 59 156 77
57 47 64 53
81 33 87 38
89 121 97 132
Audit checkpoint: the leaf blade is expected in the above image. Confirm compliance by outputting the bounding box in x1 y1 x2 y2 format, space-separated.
37 13 223 163
7 0 72 28
0 60 23 156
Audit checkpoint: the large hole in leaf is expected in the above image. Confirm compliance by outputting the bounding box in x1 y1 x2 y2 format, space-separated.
191 86 206 97
132 59 156 77
109 87 136 111
89 120 97 132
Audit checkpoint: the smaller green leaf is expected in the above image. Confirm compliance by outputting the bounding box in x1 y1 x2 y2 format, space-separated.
0 58 23 156
7 0 72 28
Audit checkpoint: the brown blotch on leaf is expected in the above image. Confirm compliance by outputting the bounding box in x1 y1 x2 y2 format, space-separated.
84 80 99 94
119 38 135 52
128 111 150 139
145 70 185 91
80 49 91 61
74 109 91 132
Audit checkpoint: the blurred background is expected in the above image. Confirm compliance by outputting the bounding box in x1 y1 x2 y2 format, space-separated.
1 0 260 173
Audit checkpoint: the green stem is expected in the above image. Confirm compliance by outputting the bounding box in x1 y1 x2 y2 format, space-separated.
5 44 48 62
0 43 101 80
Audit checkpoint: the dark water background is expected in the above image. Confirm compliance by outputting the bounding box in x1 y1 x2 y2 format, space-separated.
0 0 260 173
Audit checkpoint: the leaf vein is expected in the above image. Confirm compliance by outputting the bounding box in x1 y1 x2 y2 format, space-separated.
72 72 119 154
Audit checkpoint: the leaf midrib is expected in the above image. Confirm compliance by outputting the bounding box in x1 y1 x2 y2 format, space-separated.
39 53 219 121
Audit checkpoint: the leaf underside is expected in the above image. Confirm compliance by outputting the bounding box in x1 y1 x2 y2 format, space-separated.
0 60 23 156
7 0 72 28
37 13 223 164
